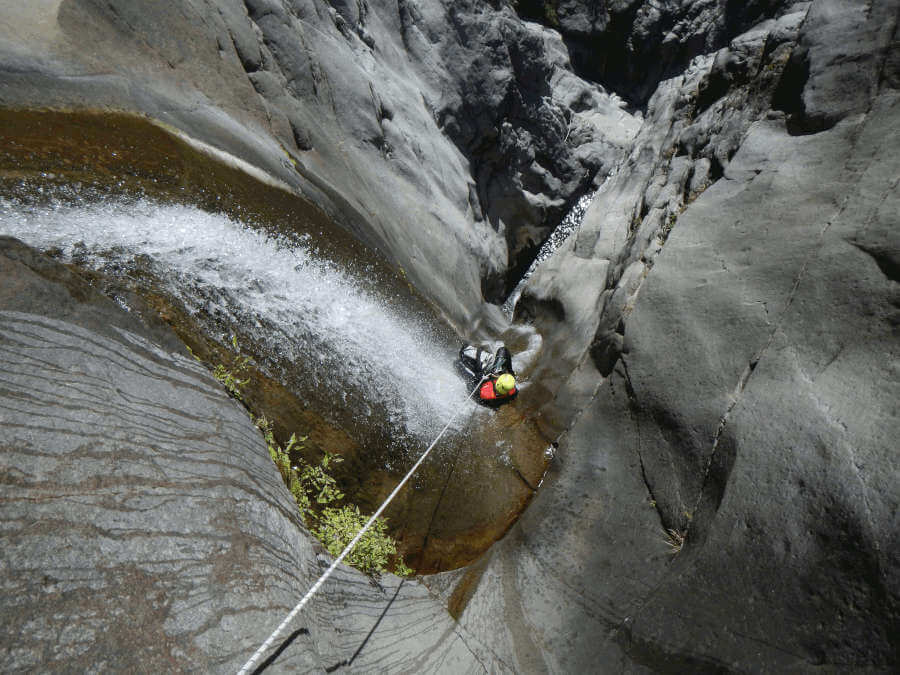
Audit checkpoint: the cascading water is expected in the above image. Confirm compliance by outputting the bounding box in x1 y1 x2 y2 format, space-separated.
0 109 552 572
0 195 476 451
503 191 595 316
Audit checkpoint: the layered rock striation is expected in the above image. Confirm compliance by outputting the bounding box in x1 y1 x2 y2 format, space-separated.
1 0 898 672
0 238 491 672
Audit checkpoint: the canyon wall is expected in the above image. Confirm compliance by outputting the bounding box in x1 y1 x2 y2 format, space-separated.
1 0 897 671
0 0 635 326
483 0 898 669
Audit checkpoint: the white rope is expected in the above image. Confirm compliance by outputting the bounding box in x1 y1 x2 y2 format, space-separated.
237 376 486 674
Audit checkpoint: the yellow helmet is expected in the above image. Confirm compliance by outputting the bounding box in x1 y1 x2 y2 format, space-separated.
495 373 516 395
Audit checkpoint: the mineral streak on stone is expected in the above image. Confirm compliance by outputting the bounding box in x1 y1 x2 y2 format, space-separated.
0 238 490 672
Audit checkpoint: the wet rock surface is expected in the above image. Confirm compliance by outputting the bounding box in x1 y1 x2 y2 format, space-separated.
0 107 552 574
0 0 635 325
1 0 899 672
0 238 489 672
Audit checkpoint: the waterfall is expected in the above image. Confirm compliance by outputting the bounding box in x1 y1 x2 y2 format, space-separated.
503 191 595 316
0 195 475 447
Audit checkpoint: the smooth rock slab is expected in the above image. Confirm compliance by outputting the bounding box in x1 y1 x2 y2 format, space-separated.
0 240 484 672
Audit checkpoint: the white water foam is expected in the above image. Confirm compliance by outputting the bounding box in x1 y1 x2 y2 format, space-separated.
0 197 474 440
502 190 596 316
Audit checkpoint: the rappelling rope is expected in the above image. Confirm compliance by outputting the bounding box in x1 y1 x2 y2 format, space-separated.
236 376 487 675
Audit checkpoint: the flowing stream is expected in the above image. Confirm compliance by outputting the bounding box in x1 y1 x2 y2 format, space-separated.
0 109 550 572
503 191 595 316
0 196 473 450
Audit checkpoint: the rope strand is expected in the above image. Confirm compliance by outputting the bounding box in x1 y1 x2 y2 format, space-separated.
237 377 486 674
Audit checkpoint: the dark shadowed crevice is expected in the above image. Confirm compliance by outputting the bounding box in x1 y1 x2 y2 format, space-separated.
514 0 784 109
771 46 831 135
512 293 566 325
617 359 670 533
708 154 725 182
722 0 785 38
684 431 738 549
429 2 606 303
849 239 900 283
589 314 625 377
481 268 508 306
589 329 624 377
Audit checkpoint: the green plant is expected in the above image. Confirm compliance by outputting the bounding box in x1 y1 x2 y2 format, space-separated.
544 1 559 27
293 449 345 517
209 338 412 577
254 416 410 577
255 416 341 518
394 558 414 577
213 335 251 399
315 505 409 576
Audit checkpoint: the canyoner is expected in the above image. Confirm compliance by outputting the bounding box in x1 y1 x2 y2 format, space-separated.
455 344 519 407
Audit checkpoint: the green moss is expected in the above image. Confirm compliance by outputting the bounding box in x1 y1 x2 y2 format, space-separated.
545 2 560 27
209 338 411 577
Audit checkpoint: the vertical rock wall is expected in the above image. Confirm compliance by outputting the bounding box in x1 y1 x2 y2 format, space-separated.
463 0 899 670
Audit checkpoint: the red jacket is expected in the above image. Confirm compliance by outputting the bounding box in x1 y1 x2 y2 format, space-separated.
479 378 517 404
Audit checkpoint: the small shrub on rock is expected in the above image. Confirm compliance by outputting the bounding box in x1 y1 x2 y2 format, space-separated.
316 505 406 576
208 339 411 577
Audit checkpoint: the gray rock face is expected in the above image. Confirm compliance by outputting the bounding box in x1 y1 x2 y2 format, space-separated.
480 0 899 669
0 238 487 672
518 0 812 430
1 0 899 671
775 0 899 131
0 0 636 322
403 0 639 299
516 0 791 105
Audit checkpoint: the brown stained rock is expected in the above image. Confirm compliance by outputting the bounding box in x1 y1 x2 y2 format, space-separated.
0 239 489 672
0 109 375 270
